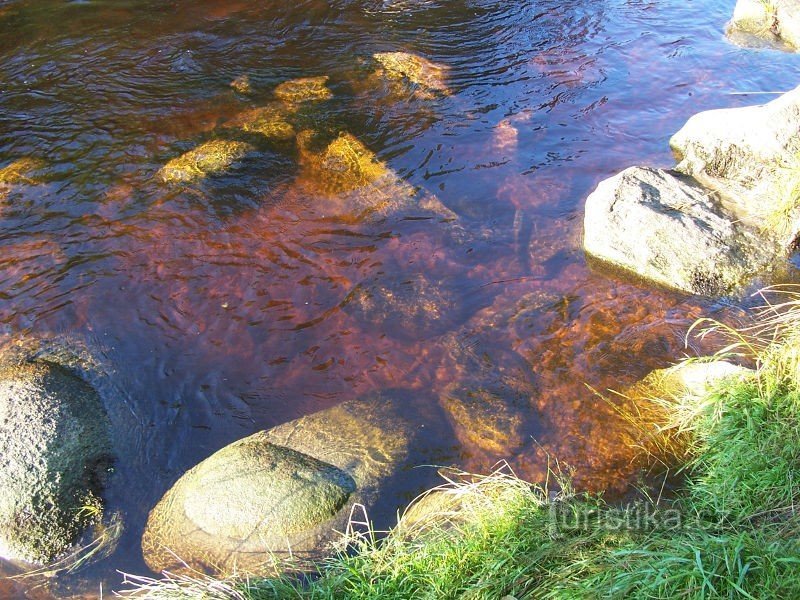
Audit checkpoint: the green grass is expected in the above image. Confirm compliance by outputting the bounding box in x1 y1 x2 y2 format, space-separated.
121 289 800 600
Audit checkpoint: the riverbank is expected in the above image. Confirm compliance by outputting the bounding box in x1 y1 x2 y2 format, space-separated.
120 289 800 599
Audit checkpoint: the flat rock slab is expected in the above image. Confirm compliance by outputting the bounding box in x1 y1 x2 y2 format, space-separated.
584 166 772 296
670 84 800 247
142 393 439 577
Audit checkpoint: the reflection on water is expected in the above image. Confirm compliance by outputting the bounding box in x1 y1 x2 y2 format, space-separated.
1 0 799 594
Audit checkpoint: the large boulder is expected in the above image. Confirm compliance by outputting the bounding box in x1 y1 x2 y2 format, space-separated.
142 393 447 576
670 85 800 247
583 166 772 296
728 0 800 50
0 360 113 564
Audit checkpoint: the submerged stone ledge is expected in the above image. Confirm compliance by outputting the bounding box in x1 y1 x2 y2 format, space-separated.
584 84 800 296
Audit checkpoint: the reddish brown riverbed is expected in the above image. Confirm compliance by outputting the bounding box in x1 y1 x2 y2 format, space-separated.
1 0 799 596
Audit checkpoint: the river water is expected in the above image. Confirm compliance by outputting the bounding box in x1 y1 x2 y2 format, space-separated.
1 0 799 596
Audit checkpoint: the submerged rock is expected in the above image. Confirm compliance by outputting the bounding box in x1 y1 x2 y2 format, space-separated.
345 273 468 341
221 104 296 141
296 130 388 195
0 360 113 564
373 51 450 99
229 73 253 94
295 129 464 230
728 0 800 50
438 331 538 456
274 76 333 104
157 139 254 184
583 166 772 296
0 158 46 185
670 84 800 247
142 393 438 576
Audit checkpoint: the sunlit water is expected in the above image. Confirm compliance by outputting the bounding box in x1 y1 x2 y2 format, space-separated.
1 0 799 595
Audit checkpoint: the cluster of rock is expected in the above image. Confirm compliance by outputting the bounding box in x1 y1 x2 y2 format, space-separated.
0 51 485 579
584 84 800 296
156 53 447 189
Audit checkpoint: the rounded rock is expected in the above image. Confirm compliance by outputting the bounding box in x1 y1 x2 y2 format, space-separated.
142 434 356 575
0 361 113 564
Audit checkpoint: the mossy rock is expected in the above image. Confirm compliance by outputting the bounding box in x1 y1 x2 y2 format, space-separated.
142 436 356 575
0 361 113 564
0 158 47 185
297 130 388 195
221 104 296 142
274 76 333 104
157 139 254 184
373 51 450 98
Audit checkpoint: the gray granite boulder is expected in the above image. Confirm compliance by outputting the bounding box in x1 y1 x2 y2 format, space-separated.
670 84 800 248
583 166 772 296
0 360 113 564
728 0 800 50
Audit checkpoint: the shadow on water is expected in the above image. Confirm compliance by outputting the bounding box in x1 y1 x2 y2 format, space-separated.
0 0 799 595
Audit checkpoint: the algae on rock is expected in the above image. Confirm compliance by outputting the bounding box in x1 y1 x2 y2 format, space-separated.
157 139 254 183
229 74 253 95
373 51 450 99
221 104 296 141
296 130 388 195
274 76 333 104
0 158 47 185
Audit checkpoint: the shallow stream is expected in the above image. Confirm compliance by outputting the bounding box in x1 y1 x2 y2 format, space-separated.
1 0 799 596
